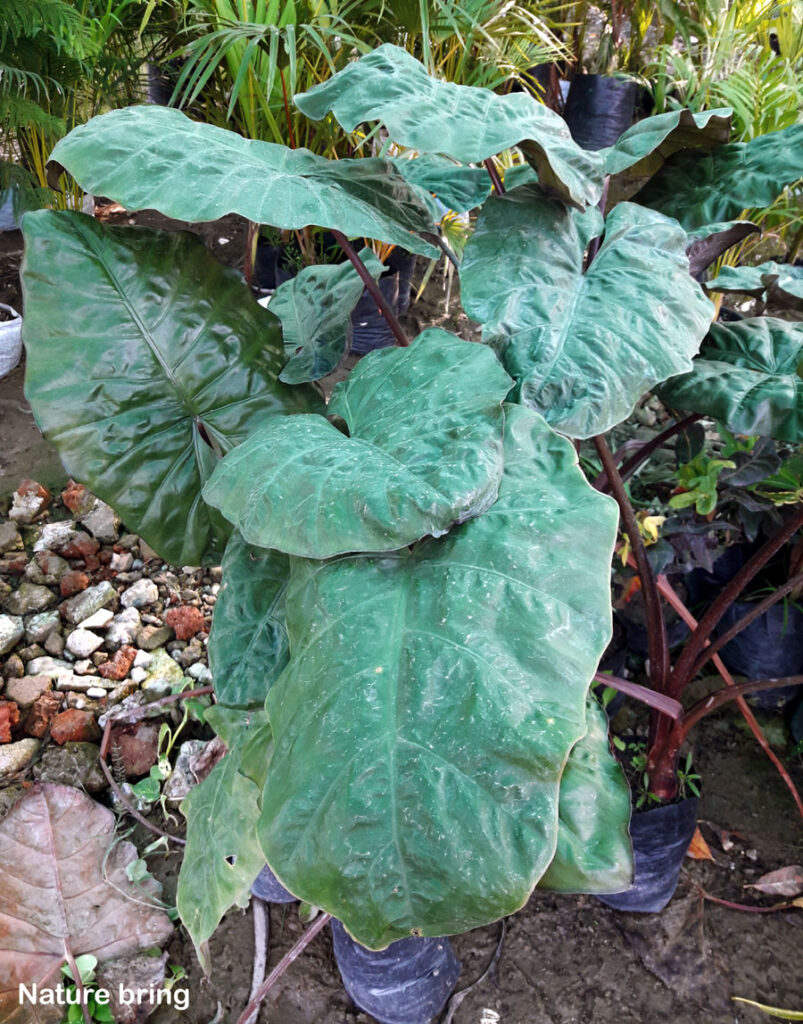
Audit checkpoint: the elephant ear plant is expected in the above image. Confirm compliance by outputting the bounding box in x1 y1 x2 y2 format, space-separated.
19 42 803 972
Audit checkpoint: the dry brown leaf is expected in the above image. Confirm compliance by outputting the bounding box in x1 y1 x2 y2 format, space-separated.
686 826 715 861
744 865 803 898
0 784 173 1023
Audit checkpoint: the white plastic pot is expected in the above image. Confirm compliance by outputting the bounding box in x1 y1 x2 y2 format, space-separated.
0 303 23 379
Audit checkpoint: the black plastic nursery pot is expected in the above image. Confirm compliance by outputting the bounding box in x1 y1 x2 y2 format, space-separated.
562 74 642 151
330 919 461 1024
597 796 699 913
253 241 299 291
250 864 297 903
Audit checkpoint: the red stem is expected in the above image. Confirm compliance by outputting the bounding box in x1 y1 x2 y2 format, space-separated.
697 885 800 914
685 572 803 682
483 158 505 195
669 507 803 698
593 671 682 718
594 414 702 492
679 675 803 739
235 912 332 1024
331 230 409 347
594 434 669 693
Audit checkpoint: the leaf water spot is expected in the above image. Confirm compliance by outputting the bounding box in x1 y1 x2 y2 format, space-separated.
374 666 384 674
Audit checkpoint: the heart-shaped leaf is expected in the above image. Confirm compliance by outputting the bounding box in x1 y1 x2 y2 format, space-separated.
705 261 803 308
207 531 290 709
177 708 272 969
204 329 514 557
258 405 618 948
21 210 322 565
538 697 633 894
274 247 384 384
658 319 803 442
48 106 440 258
635 123 803 231
0 785 173 1024
295 44 604 210
460 186 714 438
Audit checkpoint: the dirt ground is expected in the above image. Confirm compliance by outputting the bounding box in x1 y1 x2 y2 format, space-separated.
2 219 802 1024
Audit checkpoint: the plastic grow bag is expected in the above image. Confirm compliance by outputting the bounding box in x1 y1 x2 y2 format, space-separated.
250 864 297 904
0 303 22 379
330 918 461 1024
350 268 401 356
597 797 698 913
715 600 803 709
562 75 641 151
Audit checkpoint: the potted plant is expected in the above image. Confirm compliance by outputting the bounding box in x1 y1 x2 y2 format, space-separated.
18 44 803 1019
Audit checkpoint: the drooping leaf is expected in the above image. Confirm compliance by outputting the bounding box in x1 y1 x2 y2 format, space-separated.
538 697 633 894
744 865 803 898
21 210 322 566
295 44 604 210
705 262 803 308
207 531 290 709
177 709 272 970
48 106 440 258
258 405 618 949
685 220 760 277
391 154 492 214
604 108 732 202
204 330 513 558
460 185 714 438
658 319 803 442
635 123 803 231
274 247 384 384
0 785 173 1024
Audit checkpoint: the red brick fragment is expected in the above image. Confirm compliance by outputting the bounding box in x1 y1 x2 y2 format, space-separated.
24 691 63 738
50 708 101 745
0 555 27 575
60 570 90 598
98 645 136 681
164 605 205 640
0 701 20 742
61 481 94 516
60 531 100 561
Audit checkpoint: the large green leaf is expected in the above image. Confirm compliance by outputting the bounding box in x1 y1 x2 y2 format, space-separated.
177 708 271 969
391 154 492 214
204 330 513 558
459 186 714 438
538 698 632 894
635 123 803 231
258 405 618 949
658 318 803 442
705 261 803 308
603 108 731 203
207 531 290 710
274 246 384 384
21 210 321 566
48 106 440 258
295 44 604 210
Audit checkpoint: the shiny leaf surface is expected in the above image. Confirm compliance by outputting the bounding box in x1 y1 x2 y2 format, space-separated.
21 210 321 565
635 123 803 231
295 45 604 209
391 154 492 214
460 186 714 437
538 698 633 894
258 405 618 948
685 220 760 277
208 531 290 709
204 330 513 557
177 709 271 969
274 246 384 384
705 261 803 307
658 318 803 442
49 106 440 257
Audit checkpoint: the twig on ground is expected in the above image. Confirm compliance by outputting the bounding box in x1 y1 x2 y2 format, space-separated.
242 898 269 1024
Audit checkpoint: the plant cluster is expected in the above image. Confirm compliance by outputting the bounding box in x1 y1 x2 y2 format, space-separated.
18 42 803 959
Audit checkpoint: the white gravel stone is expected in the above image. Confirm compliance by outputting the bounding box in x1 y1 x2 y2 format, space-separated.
0 614 24 655
0 739 39 779
187 663 212 685
79 500 119 543
33 522 77 553
78 608 115 631
130 666 148 684
72 659 96 675
105 607 141 648
85 686 108 699
25 656 73 678
133 649 152 668
66 629 104 659
120 579 159 609
25 610 61 643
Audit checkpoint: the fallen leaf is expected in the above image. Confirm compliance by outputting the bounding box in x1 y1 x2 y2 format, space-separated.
733 996 803 1020
744 865 803 898
686 826 714 861
0 784 173 1023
